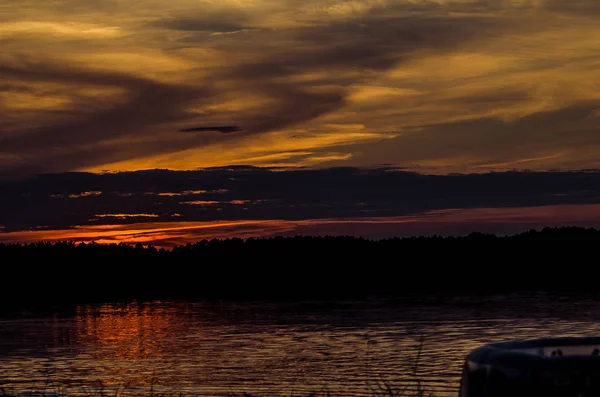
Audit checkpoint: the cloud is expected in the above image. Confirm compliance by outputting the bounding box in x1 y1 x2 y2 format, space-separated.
0 58 220 176
187 14 504 139
2 167 600 233
84 128 394 171
2 0 600 175
0 0 525 175
180 126 243 133
0 21 122 38
322 101 600 173
154 16 250 34
544 0 600 16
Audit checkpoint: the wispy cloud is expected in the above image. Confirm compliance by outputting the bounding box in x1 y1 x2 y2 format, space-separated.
0 21 122 38
1 0 600 174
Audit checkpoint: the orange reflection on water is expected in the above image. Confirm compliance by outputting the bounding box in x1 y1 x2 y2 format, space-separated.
75 302 177 362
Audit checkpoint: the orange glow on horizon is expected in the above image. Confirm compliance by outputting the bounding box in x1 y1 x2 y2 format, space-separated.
3 203 600 249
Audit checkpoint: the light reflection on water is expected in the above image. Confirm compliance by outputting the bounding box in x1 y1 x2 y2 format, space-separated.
2 294 600 397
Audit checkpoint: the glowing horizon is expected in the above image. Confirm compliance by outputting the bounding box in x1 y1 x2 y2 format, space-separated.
3 203 600 249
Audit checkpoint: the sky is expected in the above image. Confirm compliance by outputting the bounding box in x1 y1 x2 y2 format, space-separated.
3 168 600 247
2 0 600 246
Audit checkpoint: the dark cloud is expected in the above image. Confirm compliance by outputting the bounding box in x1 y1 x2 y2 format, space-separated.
2 167 600 232
321 101 600 170
154 17 249 34
180 126 243 133
226 16 500 78
0 59 223 176
544 0 600 16
381 0 599 15
201 15 503 135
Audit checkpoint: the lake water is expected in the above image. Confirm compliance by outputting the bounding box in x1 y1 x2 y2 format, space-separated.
3 293 600 397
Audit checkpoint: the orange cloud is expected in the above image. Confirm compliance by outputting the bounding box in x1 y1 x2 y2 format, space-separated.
2 0 600 176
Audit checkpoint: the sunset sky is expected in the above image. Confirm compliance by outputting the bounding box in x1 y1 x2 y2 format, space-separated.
2 0 600 246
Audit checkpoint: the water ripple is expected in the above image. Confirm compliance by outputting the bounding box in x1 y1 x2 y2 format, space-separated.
2 295 600 396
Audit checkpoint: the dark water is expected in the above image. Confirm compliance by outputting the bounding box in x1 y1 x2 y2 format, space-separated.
3 293 600 397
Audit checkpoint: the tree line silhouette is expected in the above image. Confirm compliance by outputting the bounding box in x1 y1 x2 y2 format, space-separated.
2 226 600 311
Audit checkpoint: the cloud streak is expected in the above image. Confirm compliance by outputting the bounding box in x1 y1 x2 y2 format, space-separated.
180 126 243 133
1 0 600 175
2 167 600 235
0 58 215 176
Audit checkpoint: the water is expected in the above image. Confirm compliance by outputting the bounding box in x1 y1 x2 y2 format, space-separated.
2 293 600 397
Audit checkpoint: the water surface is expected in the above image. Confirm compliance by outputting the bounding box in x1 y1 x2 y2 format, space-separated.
2 293 600 396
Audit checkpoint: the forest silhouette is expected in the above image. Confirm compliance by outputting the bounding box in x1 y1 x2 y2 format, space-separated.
2 226 600 311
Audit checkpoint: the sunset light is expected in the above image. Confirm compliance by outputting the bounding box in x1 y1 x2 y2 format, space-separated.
4 2 600 397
